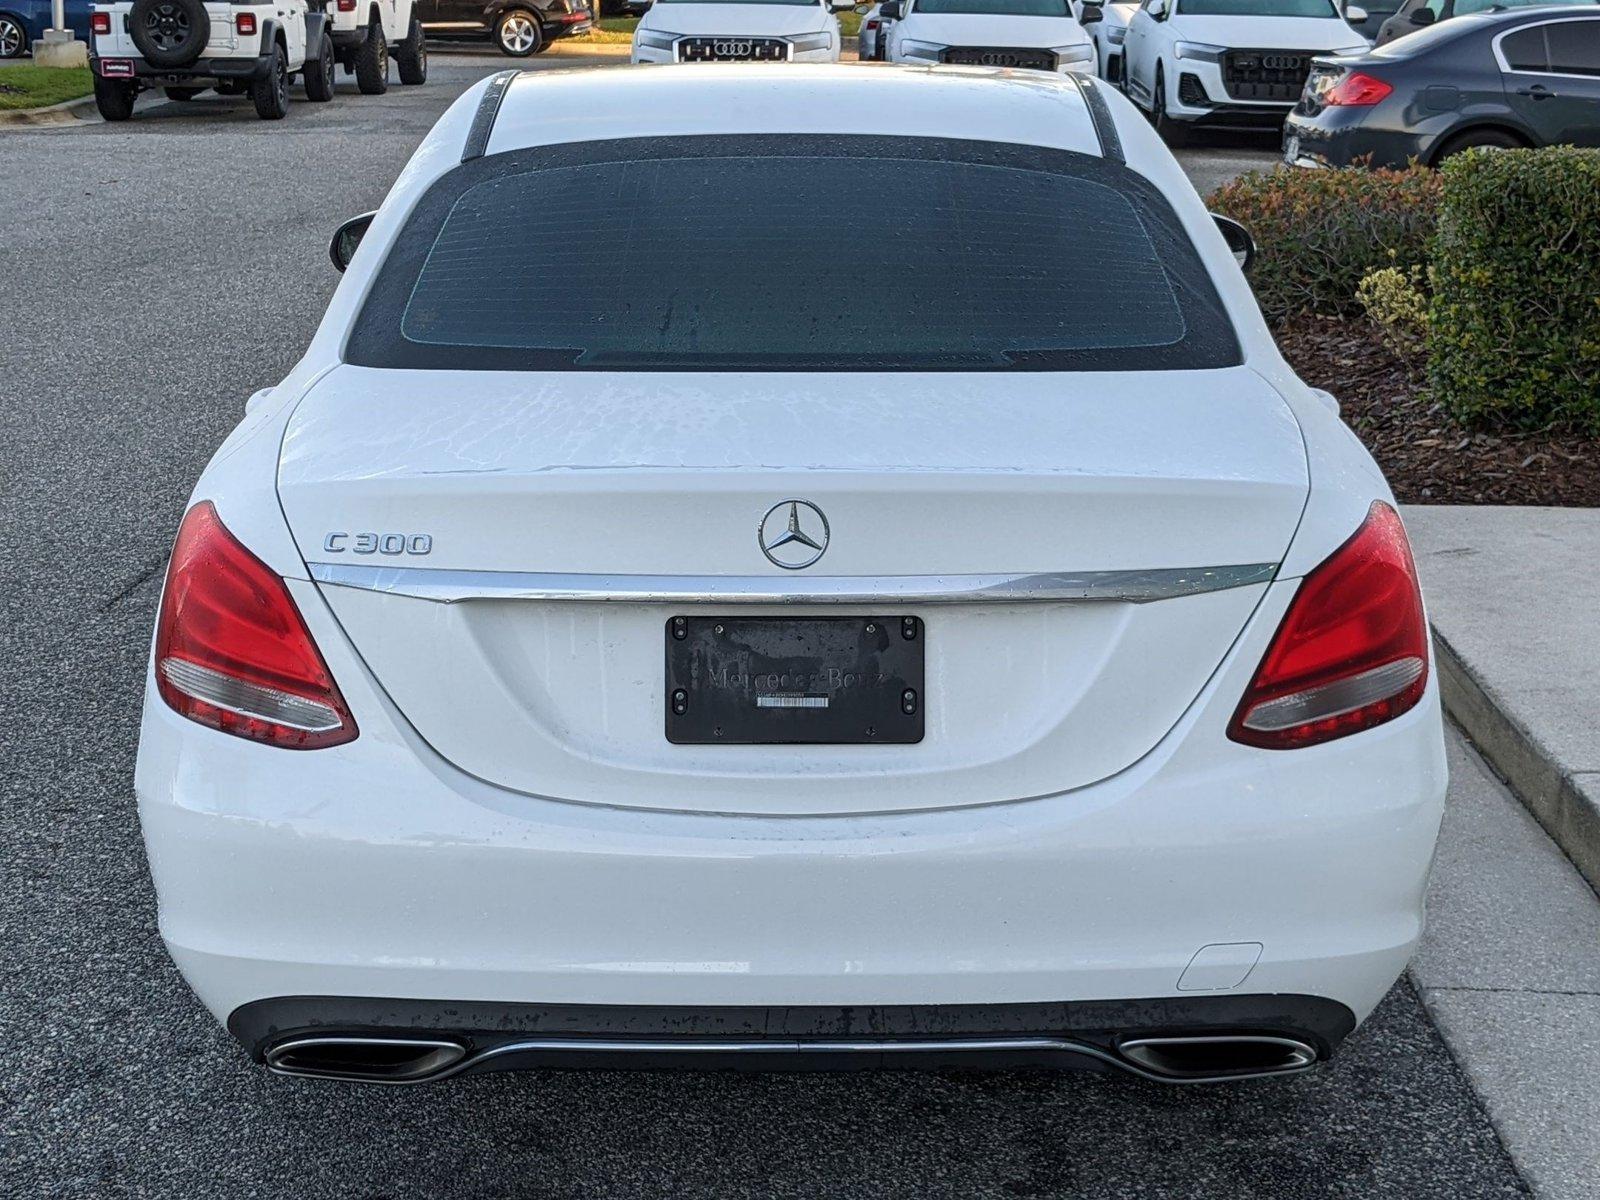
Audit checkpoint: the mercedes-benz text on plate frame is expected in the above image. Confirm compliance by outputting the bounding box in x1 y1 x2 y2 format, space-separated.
134 67 1447 1089
759 499 830 570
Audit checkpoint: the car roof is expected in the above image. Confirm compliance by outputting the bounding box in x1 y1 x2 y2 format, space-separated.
480 65 1111 161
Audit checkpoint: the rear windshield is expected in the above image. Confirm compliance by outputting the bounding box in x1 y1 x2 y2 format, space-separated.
347 136 1240 372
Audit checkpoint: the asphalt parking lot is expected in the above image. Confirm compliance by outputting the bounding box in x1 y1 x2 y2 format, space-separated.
0 53 1527 1199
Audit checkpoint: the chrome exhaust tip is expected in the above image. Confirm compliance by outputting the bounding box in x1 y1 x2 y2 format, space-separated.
265 1036 468 1083
1117 1034 1318 1082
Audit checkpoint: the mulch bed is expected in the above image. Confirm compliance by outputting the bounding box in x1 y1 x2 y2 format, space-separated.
1276 315 1600 507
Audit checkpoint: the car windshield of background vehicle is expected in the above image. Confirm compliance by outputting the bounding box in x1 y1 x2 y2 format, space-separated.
1177 0 1337 16
348 136 1241 372
912 0 1071 16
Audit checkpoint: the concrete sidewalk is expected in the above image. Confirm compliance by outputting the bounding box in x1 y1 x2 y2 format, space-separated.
1403 506 1600 894
1402 505 1600 1200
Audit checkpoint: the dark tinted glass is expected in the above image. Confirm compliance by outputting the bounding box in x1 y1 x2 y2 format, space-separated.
349 136 1240 372
1548 18 1600 73
1500 24 1549 69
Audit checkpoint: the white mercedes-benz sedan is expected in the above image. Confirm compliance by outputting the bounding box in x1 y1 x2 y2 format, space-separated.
632 0 851 62
137 65 1446 1087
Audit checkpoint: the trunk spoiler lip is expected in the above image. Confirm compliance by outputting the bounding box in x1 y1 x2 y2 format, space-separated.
306 562 1280 606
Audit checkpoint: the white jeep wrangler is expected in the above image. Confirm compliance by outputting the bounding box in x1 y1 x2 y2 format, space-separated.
325 0 425 95
88 0 423 121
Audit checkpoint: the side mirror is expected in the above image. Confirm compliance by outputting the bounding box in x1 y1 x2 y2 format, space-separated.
878 0 902 18
1345 4 1368 21
1212 213 1256 273
1411 7 1434 24
329 210 377 273
1081 0 1104 23
1148 0 1168 19
829 0 853 10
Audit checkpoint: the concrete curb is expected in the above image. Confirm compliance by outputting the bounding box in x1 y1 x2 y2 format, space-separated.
1435 628 1600 897
0 93 95 127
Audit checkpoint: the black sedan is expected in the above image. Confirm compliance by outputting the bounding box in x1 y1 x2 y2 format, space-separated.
419 0 595 56
1283 6 1600 168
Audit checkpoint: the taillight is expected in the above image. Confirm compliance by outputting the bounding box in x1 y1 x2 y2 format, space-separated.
337 0 356 10
1228 501 1428 750
866 18 879 28
1322 71 1392 107
154 502 358 750
236 11 256 34
91 11 112 35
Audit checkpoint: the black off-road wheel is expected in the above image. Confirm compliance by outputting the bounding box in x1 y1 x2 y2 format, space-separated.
251 42 289 119
354 20 388 94
305 33 336 101
129 0 209 68
396 17 427 84
93 74 138 121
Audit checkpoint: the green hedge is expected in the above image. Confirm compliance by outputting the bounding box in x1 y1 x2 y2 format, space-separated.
1429 147 1600 433
1207 164 1442 322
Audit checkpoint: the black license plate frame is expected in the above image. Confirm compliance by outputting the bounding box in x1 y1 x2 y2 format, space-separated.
665 615 925 745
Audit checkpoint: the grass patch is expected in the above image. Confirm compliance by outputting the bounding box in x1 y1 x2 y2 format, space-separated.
570 16 637 43
0 64 94 112
837 11 862 36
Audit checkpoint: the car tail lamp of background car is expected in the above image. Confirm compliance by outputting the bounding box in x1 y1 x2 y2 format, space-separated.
1229 502 1428 750
236 11 256 34
90 11 111 35
337 0 357 11
155 502 357 750
1322 71 1392 107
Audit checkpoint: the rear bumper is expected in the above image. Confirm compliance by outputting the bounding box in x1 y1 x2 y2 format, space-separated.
1282 109 1435 170
92 52 273 82
137 576 1449 1053
230 993 1356 1081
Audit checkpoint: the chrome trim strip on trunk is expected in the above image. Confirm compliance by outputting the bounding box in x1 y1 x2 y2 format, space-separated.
307 562 1278 605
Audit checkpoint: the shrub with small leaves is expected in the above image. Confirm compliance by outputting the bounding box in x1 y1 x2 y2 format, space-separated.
1429 146 1600 433
1207 164 1443 322
1357 266 1430 359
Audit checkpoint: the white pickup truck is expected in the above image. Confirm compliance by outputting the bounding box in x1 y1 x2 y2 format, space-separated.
88 0 424 121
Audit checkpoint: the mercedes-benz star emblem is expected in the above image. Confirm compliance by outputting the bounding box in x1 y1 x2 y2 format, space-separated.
758 500 830 570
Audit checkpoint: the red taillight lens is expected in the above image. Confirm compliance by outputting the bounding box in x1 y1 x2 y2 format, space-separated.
337 0 356 10
235 12 256 34
155 502 357 750
91 11 112 35
1228 501 1428 750
866 18 880 28
1323 71 1392 107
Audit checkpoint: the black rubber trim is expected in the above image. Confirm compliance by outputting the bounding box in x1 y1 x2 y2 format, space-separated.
462 69 519 163
1073 74 1124 164
230 994 1357 1066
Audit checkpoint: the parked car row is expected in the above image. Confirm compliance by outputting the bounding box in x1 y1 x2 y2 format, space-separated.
6 0 594 60
634 0 1099 68
848 0 1600 164
87 0 427 119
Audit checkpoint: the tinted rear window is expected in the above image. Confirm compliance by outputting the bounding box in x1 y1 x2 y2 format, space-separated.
347 136 1240 372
